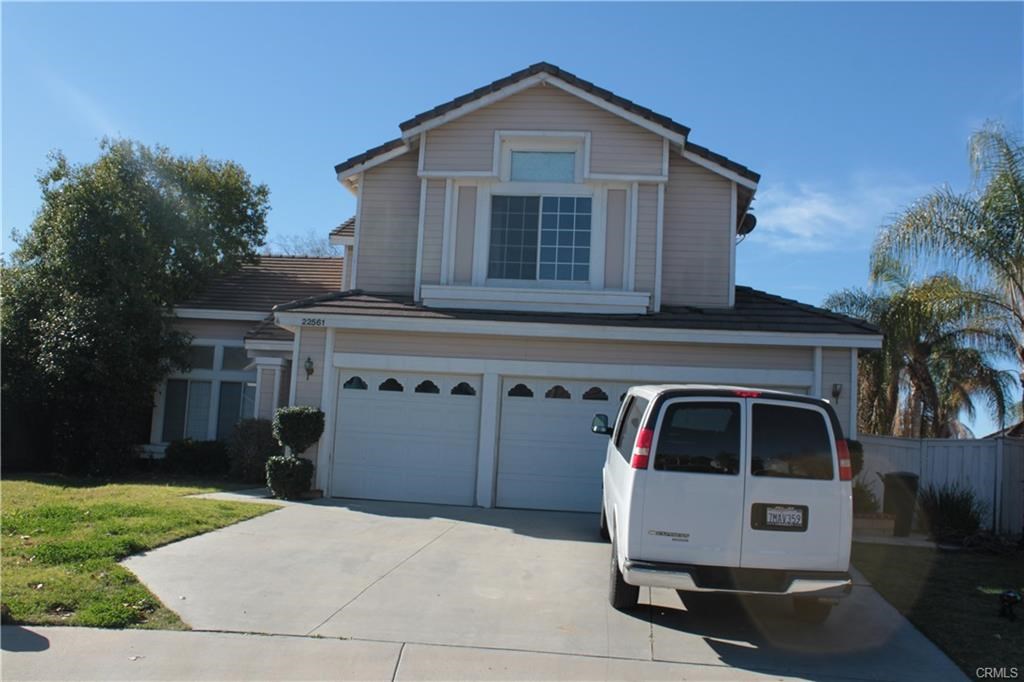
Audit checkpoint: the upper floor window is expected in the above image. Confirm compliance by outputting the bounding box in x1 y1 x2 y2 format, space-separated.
510 151 575 183
488 195 591 282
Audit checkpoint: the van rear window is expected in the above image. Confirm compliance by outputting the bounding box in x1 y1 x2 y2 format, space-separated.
750 404 834 480
653 402 740 475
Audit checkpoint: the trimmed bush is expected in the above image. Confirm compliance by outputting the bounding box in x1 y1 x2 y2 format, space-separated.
228 419 282 483
852 474 880 514
265 455 314 499
917 482 987 542
272 406 325 455
847 439 865 478
163 439 229 476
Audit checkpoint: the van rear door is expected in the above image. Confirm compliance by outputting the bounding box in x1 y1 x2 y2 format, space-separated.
739 399 847 571
637 397 746 567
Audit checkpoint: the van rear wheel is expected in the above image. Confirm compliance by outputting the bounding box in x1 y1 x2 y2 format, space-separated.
793 598 833 623
608 540 638 611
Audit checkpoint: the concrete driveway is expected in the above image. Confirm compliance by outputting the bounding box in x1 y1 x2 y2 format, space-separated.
109 493 962 681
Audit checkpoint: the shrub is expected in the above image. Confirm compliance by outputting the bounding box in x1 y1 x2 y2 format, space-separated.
847 439 865 478
265 455 314 499
917 482 987 542
228 419 281 483
852 474 880 514
163 439 229 476
272 406 324 455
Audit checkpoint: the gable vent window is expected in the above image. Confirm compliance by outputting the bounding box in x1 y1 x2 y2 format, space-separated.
379 378 404 392
510 151 575 183
583 387 608 401
414 380 440 394
489 196 591 282
451 382 476 396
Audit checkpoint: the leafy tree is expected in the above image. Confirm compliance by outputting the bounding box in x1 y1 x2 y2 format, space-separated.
1 139 270 473
871 122 1024 390
825 260 1015 438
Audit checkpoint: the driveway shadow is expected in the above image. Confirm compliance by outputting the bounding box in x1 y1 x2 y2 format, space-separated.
309 496 605 543
1 625 50 652
637 593 896 681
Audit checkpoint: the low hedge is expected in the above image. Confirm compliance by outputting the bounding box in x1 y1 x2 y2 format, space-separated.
265 455 314 499
163 439 229 476
228 419 282 484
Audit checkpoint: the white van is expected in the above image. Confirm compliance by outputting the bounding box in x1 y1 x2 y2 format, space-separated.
591 385 853 623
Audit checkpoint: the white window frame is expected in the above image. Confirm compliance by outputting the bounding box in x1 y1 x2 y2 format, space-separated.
493 131 590 183
149 339 258 446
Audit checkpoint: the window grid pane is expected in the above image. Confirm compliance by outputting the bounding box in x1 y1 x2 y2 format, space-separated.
510 151 575 182
538 196 591 281
488 196 539 280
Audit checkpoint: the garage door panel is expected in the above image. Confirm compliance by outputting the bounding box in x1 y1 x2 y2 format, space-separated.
496 378 632 512
332 370 481 506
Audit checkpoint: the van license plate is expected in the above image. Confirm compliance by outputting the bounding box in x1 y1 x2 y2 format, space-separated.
766 506 803 528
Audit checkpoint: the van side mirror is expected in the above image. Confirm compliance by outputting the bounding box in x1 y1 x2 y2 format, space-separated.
591 414 612 436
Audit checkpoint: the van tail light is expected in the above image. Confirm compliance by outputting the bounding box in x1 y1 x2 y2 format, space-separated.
837 439 852 481
732 390 762 398
631 427 654 469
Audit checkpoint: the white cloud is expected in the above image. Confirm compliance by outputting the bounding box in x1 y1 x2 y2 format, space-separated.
750 174 933 253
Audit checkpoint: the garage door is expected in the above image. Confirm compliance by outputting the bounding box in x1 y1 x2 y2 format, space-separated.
496 378 633 512
331 370 481 506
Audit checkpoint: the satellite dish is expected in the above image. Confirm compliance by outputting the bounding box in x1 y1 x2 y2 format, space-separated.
738 213 757 236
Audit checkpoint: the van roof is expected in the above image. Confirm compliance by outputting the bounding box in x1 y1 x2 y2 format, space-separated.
626 384 824 402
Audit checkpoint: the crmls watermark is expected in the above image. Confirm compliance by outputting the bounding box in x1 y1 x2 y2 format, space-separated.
977 667 1019 679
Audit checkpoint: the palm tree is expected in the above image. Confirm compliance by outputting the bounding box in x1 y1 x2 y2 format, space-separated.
825 260 1015 438
871 122 1024 390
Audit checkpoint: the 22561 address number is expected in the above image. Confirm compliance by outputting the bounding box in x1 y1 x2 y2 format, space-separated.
301 318 326 327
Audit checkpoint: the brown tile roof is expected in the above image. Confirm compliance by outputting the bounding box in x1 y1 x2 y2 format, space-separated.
329 216 355 239
333 62 759 183
179 256 343 313
276 286 878 337
244 316 294 343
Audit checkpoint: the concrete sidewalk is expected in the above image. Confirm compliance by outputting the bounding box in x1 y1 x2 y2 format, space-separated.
1 625 860 681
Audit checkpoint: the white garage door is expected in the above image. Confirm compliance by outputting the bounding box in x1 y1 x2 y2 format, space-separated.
496 378 633 512
331 370 481 506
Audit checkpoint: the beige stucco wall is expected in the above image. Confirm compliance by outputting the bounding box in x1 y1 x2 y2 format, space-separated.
634 184 658 295
332 329 812 371
420 179 446 286
821 348 853 436
453 186 477 284
421 85 664 176
293 328 327 463
257 367 277 419
355 153 420 295
661 155 733 308
604 189 627 289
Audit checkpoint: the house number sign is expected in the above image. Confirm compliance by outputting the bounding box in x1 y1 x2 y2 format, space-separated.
301 318 326 327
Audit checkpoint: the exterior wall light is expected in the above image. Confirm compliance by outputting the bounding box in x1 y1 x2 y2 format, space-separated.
304 357 315 380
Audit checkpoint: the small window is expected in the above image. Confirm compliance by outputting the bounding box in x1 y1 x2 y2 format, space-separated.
507 383 533 398
451 382 476 396
654 402 741 475
379 378 404 392
545 385 571 399
414 380 440 394
221 346 249 371
510 151 575 183
615 397 648 459
751 404 834 480
343 376 368 390
582 387 608 401
188 345 215 371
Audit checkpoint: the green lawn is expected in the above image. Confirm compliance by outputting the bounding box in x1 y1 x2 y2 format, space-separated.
852 542 1023 675
1 475 276 629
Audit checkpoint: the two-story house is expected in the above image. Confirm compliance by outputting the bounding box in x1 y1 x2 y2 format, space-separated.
153 63 881 512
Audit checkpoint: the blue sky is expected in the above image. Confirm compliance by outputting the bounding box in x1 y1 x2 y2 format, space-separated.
3 2 1022 434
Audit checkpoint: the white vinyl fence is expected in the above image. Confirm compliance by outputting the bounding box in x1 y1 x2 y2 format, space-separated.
859 435 1024 535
